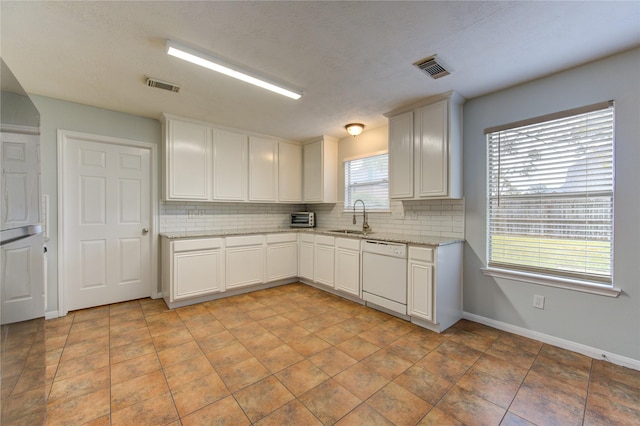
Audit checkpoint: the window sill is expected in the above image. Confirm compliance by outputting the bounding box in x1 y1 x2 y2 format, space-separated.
481 267 621 297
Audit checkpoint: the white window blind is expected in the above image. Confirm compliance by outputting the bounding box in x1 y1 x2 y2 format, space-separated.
344 153 389 210
487 102 614 284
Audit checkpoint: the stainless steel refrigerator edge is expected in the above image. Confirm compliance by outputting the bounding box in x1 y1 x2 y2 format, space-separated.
1 58 45 325
0 58 47 425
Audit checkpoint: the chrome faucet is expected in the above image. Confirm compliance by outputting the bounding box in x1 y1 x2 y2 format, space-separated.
353 199 371 233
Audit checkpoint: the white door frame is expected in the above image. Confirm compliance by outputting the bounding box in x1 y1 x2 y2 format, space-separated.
57 130 159 317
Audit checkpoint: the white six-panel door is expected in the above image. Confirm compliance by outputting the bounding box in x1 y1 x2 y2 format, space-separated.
61 132 152 312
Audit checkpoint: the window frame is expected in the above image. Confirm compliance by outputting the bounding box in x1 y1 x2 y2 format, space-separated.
481 101 621 297
343 150 390 212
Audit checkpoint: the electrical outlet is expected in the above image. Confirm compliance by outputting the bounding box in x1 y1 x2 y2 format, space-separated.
533 294 545 309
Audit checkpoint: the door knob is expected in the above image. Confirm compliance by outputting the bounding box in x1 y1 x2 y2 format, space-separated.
142 227 150 234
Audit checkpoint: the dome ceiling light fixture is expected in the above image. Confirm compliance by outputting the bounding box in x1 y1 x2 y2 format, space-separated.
345 123 365 137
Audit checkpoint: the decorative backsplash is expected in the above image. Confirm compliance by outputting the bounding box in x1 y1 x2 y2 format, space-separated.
159 199 464 239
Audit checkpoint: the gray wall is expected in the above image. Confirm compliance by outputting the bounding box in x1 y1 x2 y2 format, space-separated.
463 48 640 361
31 95 161 314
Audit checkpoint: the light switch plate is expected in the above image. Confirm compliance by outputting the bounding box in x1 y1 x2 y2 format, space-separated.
533 294 545 309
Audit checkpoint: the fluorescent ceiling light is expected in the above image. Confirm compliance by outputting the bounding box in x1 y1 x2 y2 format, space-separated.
166 40 302 100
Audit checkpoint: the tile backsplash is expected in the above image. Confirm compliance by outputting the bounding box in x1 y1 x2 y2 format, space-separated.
160 199 464 239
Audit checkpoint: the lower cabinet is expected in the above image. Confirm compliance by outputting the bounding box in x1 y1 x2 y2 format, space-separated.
162 237 224 307
407 243 463 332
334 237 360 297
265 233 298 281
313 235 335 287
226 235 265 289
408 246 434 322
298 234 314 281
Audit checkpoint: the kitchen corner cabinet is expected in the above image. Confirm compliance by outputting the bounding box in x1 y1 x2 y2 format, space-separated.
164 117 211 200
278 142 303 203
249 137 278 202
303 136 338 203
386 91 464 200
161 237 224 308
313 235 335 287
266 233 298 281
225 235 265 289
298 234 314 281
407 243 462 333
334 238 361 297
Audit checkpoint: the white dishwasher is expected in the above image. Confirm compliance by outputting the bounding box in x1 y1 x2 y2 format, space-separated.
361 240 408 316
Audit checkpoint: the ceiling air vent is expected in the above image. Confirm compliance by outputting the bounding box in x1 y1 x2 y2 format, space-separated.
413 55 450 79
145 76 181 93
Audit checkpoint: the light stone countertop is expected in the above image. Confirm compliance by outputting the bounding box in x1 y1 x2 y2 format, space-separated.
160 228 464 247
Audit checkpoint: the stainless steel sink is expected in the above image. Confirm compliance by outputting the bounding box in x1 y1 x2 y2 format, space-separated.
327 229 372 235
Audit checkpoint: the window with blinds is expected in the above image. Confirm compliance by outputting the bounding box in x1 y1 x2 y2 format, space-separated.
486 101 614 284
344 153 389 210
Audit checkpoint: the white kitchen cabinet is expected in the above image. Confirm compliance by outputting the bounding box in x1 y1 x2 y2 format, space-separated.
303 136 338 203
407 243 462 332
278 141 303 203
213 128 247 201
225 235 265 289
164 116 211 200
388 111 414 199
265 233 298 281
334 237 360 297
298 233 314 281
161 237 224 308
385 91 463 200
314 234 335 287
249 137 278 202
408 246 434 322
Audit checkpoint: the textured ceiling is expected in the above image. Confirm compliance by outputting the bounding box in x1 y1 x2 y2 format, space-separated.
1 1 639 141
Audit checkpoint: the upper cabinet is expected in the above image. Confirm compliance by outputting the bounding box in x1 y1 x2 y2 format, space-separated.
386 91 464 200
278 141 303 203
164 117 211 200
249 136 278 202
303 136 338 203
213 128 248 201
162 114 303 203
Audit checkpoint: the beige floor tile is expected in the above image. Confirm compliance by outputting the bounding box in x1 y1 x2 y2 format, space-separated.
299 379 362 425
367 381 432 425
233 376 295 422
171 372 230 417
275 359 330 396
180 395 250 426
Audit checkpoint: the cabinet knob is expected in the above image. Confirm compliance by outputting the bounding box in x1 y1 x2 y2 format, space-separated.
142 227 150 234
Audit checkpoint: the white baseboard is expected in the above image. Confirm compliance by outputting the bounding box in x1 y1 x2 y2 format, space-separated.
463 311 640 371
45 310 60 320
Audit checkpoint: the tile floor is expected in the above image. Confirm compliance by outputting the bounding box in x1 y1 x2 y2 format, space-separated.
28 283 640 424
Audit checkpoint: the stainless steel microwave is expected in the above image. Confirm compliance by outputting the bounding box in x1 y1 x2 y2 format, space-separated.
290 212 315 228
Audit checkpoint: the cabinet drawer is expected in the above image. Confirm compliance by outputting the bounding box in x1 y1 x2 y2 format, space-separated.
409 246 434 263
173 238 223 252
226 235 264 247
266 233 298 244
315 235 335 246
335 237 360 251
299 233 315 244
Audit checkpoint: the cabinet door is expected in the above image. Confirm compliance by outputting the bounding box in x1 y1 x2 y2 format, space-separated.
314 244 335 287
213 129 247 201
278 142 302 202
249 137 278 202
226 245 265 289
266 242 298 281
415 100 448 198
303 140 322 202
174 249 223 300
335 248 360 296
408 260 434 322
299 241 314 280
389 111 414 199
166 119 210 200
